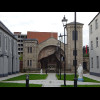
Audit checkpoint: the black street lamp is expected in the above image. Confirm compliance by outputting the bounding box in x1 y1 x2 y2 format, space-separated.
74 12 77 87
59 33 63 79
62 15 68 86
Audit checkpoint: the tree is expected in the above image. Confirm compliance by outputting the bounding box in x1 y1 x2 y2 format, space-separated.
19 54 23 61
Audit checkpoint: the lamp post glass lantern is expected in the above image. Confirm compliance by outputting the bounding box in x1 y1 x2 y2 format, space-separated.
62 15 68 86
62 15 68 27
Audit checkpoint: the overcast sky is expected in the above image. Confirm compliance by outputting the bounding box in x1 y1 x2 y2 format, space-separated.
0 12 99 46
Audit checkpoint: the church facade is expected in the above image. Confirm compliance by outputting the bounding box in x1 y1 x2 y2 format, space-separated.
23 22 84 73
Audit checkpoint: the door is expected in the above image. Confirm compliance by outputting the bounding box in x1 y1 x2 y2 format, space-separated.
83 62 87 70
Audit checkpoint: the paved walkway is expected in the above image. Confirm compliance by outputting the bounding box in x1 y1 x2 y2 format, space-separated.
1 73 100 87
83 73 100 81
42 73 60 87
0 73 25 81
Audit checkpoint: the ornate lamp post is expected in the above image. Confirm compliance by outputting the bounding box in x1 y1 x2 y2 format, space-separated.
62 15 68 86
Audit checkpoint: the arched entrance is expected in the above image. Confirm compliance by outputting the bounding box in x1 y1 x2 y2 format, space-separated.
38 45 64 73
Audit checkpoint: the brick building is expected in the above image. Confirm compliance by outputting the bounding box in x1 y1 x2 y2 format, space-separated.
27 31 58 43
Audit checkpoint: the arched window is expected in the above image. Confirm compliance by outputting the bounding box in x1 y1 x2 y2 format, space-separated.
72 30 78 40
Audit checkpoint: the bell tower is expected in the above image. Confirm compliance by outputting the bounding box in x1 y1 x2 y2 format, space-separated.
66 22 84 72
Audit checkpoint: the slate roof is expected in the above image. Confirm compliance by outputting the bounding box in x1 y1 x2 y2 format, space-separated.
67 22 84 25
0 21 17 40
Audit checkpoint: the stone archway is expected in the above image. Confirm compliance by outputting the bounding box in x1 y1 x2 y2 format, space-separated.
38 45 64 73
37 37 65 73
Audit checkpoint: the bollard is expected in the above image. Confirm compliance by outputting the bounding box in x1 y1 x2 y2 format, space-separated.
26 74 29 87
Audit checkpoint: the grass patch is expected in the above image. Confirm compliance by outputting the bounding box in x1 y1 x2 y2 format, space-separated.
56 74 100 83
4 74 48 81
0 82 42 87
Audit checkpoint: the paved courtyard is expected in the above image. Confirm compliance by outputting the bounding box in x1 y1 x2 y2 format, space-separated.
1 73 100 87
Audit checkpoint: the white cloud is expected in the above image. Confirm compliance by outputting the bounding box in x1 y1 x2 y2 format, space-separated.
0 12 99 46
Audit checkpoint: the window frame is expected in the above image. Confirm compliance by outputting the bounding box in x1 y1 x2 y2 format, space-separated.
30 47 32 53
5 35 8 52
91 41 93 50
90 25 92 33
9 37 12 53
96 37 98 47
91 57 93 68
97 56 99 69
95 19 98 29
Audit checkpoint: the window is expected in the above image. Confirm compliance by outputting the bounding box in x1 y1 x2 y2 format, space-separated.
18 44 20 47
21 44 23 46
30 47 32 53
97 56 99 68
27 60 32 67
73 50 77 56
90 25 92 33
18 40 20 42
21 48 23 51
5 35 7 51
91 57 93 68
72 30 78 40
91 41 93 50
30 60 32 67
18 35 20 38
28 47 32 53
27 60 29 66
95 19 98 29
96 37 98 47
28 47 29 53
18 48 20 51
9 38 12 53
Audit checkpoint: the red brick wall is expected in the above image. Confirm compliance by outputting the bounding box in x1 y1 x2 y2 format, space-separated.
27 31 58 44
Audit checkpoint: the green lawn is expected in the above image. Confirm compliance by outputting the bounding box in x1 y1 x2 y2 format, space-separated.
4 74 48 81
0 82 42 87
56 74 100 83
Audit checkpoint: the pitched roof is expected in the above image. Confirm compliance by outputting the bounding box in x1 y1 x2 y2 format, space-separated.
0 21 17 40
67 22 84 25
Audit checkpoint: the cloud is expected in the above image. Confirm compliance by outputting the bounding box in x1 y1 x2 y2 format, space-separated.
0 12 98 46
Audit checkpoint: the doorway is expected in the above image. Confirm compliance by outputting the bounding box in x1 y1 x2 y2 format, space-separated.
40 54 60 73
